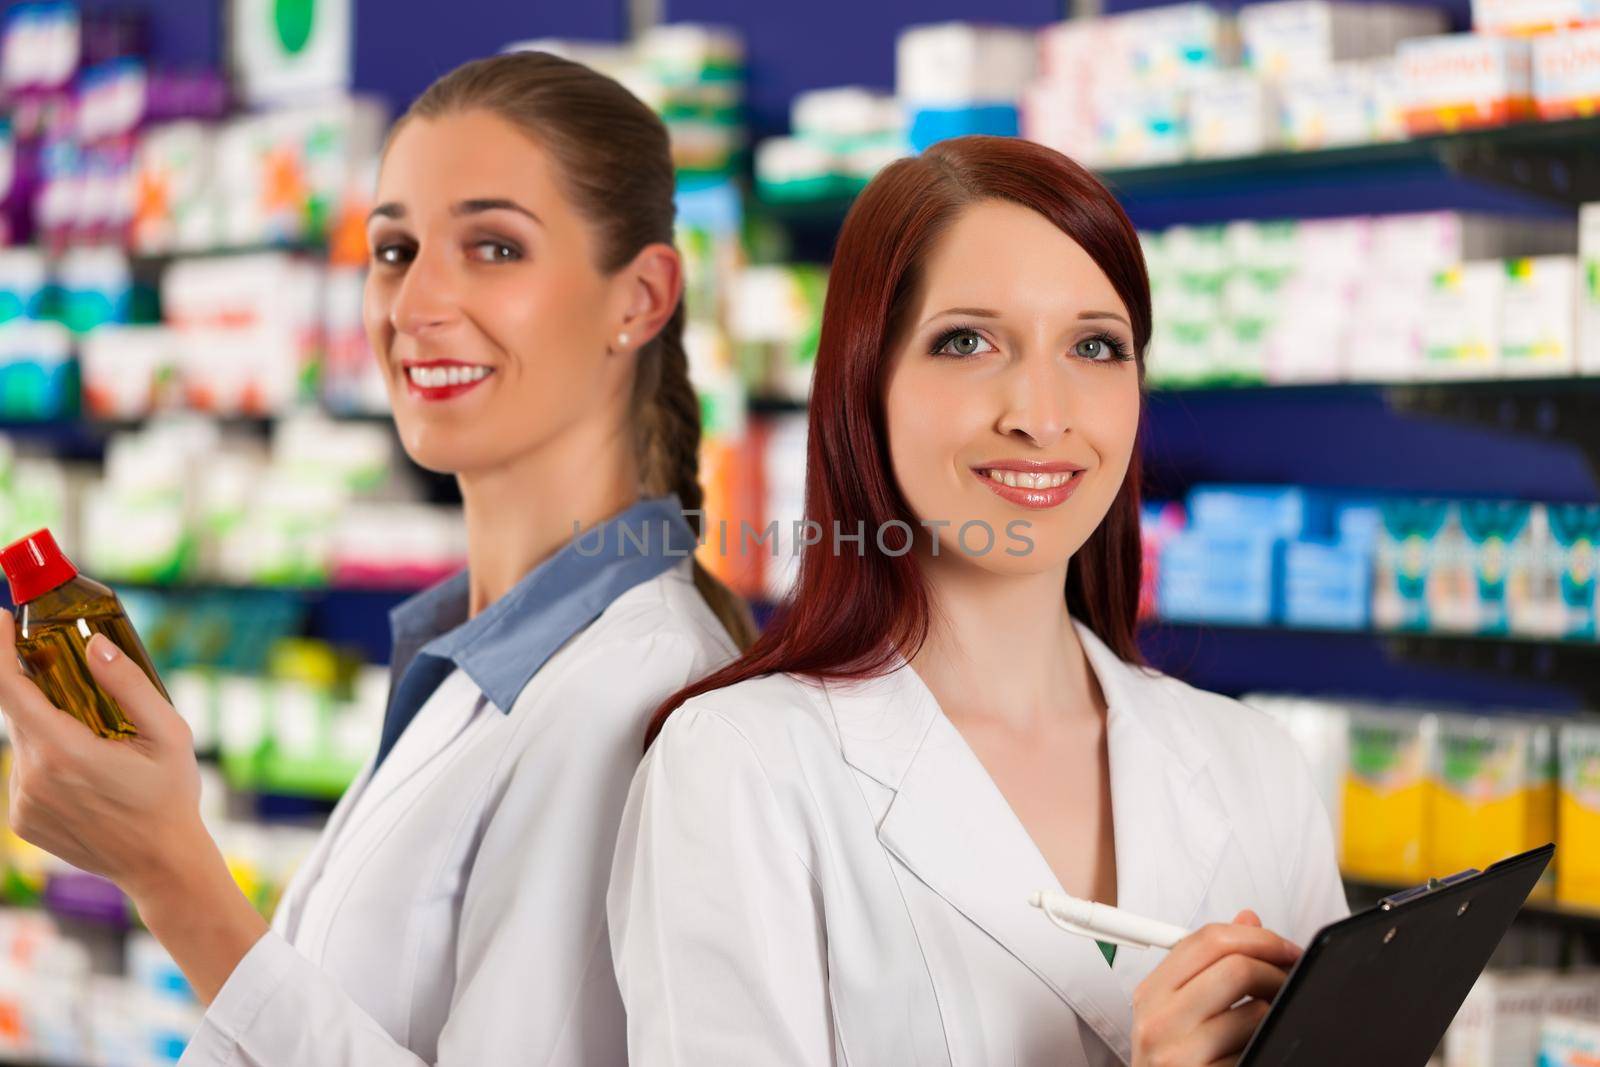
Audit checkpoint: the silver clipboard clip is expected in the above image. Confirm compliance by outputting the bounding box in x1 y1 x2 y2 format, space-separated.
1379 868 1482 910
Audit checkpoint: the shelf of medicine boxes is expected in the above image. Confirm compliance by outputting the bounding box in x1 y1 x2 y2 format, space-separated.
0 408 401 463
0 579 415 676
1139 619 1600 714
112 581 416 668
1100 112 1600 212
1142 378 1600 503
753 113 1600 236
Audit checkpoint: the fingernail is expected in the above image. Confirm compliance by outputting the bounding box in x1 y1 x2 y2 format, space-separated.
89 634 120 663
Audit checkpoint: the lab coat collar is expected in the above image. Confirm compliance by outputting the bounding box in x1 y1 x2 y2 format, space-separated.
825 620 1209 789
386 494 698 715
345 498 700 888
824 618 1231 1064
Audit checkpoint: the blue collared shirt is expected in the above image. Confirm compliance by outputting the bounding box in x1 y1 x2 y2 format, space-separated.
373 495 699 769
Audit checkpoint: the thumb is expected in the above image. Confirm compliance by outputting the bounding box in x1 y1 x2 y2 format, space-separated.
1233 909 1262 928
83 634 185 747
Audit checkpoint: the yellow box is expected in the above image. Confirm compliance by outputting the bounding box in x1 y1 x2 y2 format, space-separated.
1557 722 1600 912
1429 715 1556 898
1343 709 1433 883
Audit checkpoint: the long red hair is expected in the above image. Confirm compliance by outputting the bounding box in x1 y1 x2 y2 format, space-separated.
646 135 1151 747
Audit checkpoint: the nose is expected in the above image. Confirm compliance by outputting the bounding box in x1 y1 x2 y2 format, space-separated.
995 348 1072 448
387 244 462 337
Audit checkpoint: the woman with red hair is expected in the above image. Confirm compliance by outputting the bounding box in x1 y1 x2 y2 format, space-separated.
608 135 1347 1067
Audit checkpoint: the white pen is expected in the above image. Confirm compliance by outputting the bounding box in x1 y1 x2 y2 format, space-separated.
1028 890 1192 951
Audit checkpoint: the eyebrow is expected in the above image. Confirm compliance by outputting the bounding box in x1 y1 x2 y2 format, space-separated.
919 306 1132 328
366 198 544 226
920 306 1002 327
1078 310 1131 327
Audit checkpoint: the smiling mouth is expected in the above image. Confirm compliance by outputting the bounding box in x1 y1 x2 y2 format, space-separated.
405 364 492 388
972 466 1085 509
400 361 495 401
976 468 1077 490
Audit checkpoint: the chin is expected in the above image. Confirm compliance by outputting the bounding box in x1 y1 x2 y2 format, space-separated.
957 537 1074 578
393 420 473 475
932 501 1094 578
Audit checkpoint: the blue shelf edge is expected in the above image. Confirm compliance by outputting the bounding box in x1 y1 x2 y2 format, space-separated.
1140 619 1600 712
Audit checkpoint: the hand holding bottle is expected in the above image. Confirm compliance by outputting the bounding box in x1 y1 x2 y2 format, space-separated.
0 611 211 892
0 614 266 1002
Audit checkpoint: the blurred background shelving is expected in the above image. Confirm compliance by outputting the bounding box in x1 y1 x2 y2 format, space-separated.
0 0 1598 1063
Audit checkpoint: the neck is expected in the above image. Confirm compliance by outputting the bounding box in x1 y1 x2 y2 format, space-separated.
908 550 1102 731
455 419 640 617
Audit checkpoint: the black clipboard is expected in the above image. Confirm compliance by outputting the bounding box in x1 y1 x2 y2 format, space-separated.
1238 843 1554 1067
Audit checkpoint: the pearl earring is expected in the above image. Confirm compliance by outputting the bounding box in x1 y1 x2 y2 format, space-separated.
617 332 631 348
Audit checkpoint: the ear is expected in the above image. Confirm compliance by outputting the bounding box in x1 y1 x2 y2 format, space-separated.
613 243 683 351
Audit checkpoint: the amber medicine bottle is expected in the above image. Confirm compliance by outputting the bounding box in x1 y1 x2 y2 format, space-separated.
0 529 169 739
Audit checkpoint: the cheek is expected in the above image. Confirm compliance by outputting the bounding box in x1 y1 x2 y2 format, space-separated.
1101 376 1143 459
481 267 607 378
885 361 987 507
1081 372 1142 489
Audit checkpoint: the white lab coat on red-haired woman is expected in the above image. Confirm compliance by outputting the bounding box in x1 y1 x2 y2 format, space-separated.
608 619 1347 1067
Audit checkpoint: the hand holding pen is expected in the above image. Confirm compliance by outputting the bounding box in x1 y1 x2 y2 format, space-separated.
1031 891 1302 1067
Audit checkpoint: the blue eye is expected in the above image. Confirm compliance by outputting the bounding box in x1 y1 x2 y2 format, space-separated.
932 328 996 358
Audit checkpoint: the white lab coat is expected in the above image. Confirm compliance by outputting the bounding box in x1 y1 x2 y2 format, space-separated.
181 559 736 1066
609 619 1348 1067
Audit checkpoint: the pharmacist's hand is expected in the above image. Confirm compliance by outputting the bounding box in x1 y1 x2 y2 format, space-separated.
0 613 206 901
1130 910 1301 1067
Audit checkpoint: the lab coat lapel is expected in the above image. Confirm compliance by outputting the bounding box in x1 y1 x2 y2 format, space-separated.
333 670 490 843
1076 623 1233 1004
852 665 1139 1062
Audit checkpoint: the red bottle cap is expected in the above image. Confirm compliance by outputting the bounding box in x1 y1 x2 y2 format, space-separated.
0 528 79 605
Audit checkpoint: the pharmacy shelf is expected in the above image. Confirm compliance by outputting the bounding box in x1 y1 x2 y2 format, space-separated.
1141 620 1600 712
0 411 464 512
1142 378 1600 503
1102 116 1600 201
748 393 808 416
0 417 124 461
754 115 1599 238
126 238 331 266
0 582 418 666
2 406 390 433
0 410 379 463
116 582 418 666
1102 114 1600 225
